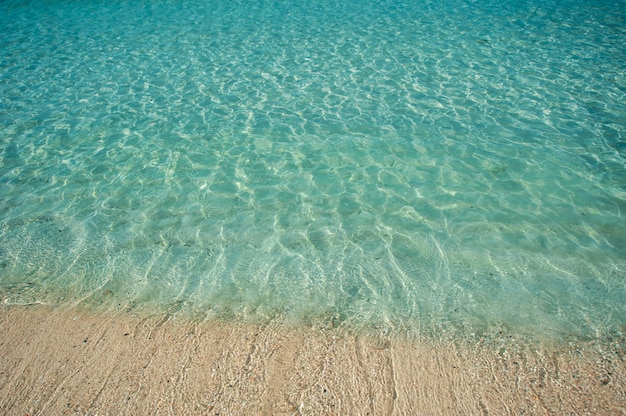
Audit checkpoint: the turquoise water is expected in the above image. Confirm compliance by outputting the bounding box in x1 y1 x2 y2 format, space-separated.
1 0 625 343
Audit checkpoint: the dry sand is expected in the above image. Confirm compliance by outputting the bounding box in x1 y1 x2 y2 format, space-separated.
0 305 624 415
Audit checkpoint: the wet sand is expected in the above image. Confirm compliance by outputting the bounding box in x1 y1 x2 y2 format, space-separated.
0 305 624 415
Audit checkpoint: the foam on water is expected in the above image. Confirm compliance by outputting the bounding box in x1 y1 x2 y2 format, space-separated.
1 0 625 343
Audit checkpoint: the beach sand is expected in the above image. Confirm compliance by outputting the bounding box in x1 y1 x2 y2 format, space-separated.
0 305 624 415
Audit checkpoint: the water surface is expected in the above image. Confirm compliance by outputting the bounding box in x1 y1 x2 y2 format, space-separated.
1 0 625 343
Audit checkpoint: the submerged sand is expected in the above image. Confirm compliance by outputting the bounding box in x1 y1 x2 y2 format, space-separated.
0 305 623 415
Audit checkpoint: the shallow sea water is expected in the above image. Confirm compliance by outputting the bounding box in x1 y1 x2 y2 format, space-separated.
0 0 625 344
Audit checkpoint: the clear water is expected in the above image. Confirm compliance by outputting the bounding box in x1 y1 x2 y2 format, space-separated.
1 0 625 343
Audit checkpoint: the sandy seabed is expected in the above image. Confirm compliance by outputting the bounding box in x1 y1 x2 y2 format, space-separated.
0 305 624 415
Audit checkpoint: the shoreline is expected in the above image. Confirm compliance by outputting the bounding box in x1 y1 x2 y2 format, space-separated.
1 305 624 415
